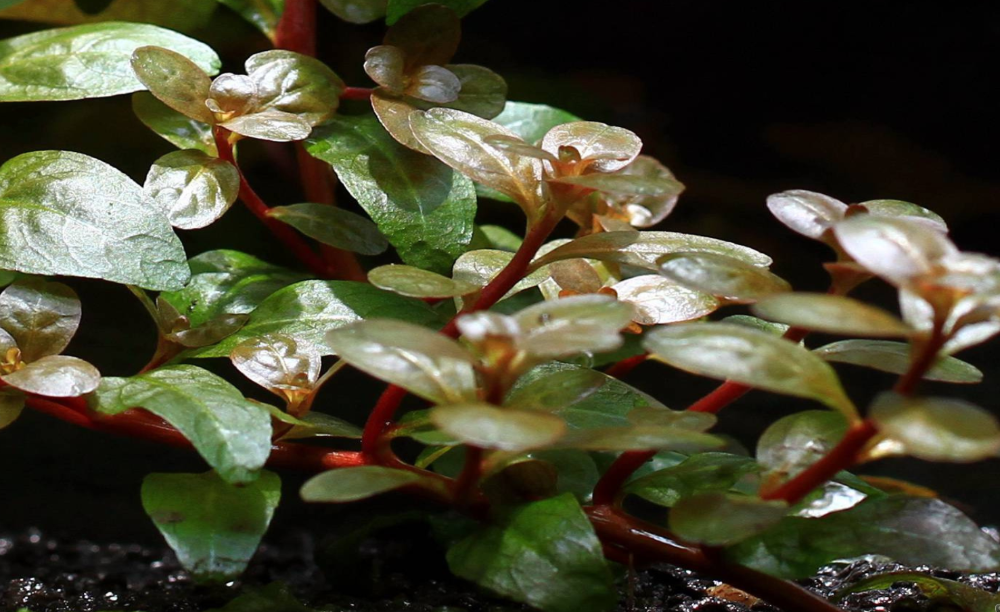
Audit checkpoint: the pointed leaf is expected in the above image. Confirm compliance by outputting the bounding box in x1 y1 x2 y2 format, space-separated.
541 121 641 173
0 278 81 362
659 251 790 303
766 190 847 240
814 339 982 383
1 354 100 396
271 409 362 440
752 293 911 338
837 572 999 611
0 151 189 290
144 150 240 230
230 333 321 394
132 92 217 155
0 387 24 429
834 215 957 285
130 45 214 123
301 465 431 502
90 365 272 483
0 22 220 101
624 453 760 508
870 392 1000 462
611 275 719 325
670 493 787 546
142 470 280 581
369 264 478 297
306 114 477 273
267 203 388 255
448 494 616 612
645 322 857 418
431 403 567 451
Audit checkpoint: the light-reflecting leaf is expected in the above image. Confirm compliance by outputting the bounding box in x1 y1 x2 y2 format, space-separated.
91 365 272 483
132 92 217 155
555 425 723 452
324 319 476 403
541 121 642 173
363 45 406 91
611 275 719 325
670 493 787 546
406 64 460 103
385 0 487 24
859 199 947 232
870 392 1000 462
144 150 239 230
530 231 772 272
658 252 790 303
0 387 24 429
244 50 344 126
452 249 550 298
0 0 217 32
271 409 362 440
1 354 100 396
512 294 634 359
319 0 386 23
448 494 616 612
834 216 957 285
216 0 284 41
0 151 189 290
645 323 857 418
624 453 759 508
492 101 581 146
383 3 459 69
0 278 81 362
431 403 567 451
301 465 430 502
142 470 280 581
813 339 982 383
186 280 445 358
446 64 506 118
0 21 220 101
766 190 847 240
306 114 477 273
603 155 683 228
548 259 602 294
751 293 911 338
368 264 478 298
757 411 848 487
267 203 388 255
837 572 1000 611
230 333 320 395
550 171 682 199
130 45 214 123
168 313 247 348
221 108 312 142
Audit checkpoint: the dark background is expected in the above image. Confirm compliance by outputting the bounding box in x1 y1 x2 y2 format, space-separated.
2 0 1000 543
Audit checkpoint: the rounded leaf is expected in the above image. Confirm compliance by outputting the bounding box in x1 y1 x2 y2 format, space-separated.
604 155 683 228
144 150 240 230
514 294 635 359
267 203 389 255
406 64 461 103
301 465 431 502
369 264 478 298
751 293 912 338
0 388 25 430
541 121 642 173
132 92 217 155
244 50 345 126
859 199 947 232
757 410 848 484
221 108 313 142
659 251 791 303
766 190 847 240
834 216 958 285
431 403 567 451
814 339 983 383
2 354 100 397
131 45 214 124
0 277 81 362
611 275 719 325
230 333 321 394
870 393 1000 462
364 44 406 91
670 492 788 546
383 3 460 69
319 0 388 23
446 64 507 119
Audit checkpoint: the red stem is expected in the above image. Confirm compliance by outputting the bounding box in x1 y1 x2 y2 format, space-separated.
341 87 374 100
604 353 647 379
274 0 316 56
361 384 409 457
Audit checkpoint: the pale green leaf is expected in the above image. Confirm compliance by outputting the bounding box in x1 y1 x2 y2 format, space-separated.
870 392 1000 462
0 387 24 429
670 492 787 546
144 150 239 230
555 425 723 452
756 411 848 484
132 92 217 155
624 452 759 508
271 409 361 440
0 277 81 362
368 264 477 298
611 275 719 325
659 251 790 303
833 216 957 285
859 199 947 232
813 339 983 383
751 293 911 338
267 203 388 255
431 402 567 451
445 64 507 119
492 101 582 145
1 354 100 396
301 465 430 502
130 45 214 123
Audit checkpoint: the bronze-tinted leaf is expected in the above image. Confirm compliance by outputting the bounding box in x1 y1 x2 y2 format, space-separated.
766 190 846 240
0 278 81 362
364 45 406 91
143 150 240 230
752 293 912 338
130 45 214 124
1 354 100 396
541 121 642 173
230 333 321 394
870 392 1000 462
611 275 719 325
431 402 567 452
834 216 957 285
814 339 983 383
659 252 790 303
383 3 460 70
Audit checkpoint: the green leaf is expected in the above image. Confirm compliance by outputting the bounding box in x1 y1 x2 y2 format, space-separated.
216 0 284 42
132 92 217 155
446 64 507 118
723 314 791 336
301 465 431 502
610 275 719 325
727 497 1000 578
833 216 956 285
644 322 857 418
813 339 982 383
267 203 388 255
1 354 100 396
0 151 189 290
242 50 344 126
870 392 1000 462
144 150 240 230
658 252 790 303
430 403 567 451
751 293 911 338
385 0 487 24
185 280 445 358
510 294 634 359
837 572 999 612
756 411 848 485
142 470 280 581
670 493 787 546
368 264 478 297
0 278 81 362
324 319 476 403
0 387 24 429
270 409 361 440
451 249 551 299
858 199 948 232
130 46 214 124
448 494 616 612
90 365 272 483
766 190 846 240
160 250 307 328
0 0 217 32
318 0 386 23
555 425 723 452
306 114 477 273
492 101 581 146
541 121 641 173
230 333 320 395
530 231 772 273
0 21 220 101
624 453 759 508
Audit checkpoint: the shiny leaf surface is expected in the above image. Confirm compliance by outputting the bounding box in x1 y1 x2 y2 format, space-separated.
144 150 240 230
431 403 567 451
267 203 388 255
0 278 81 362
611 275 719 325
766 190 846 240
870 392 1000 462
368 264 478 297
1 355 100 397
624 453 759 507
301 465 431 502
813 339 983 383
670 493 787 546
659 252 790 303
132 92 217 155
541 121 642 173
130 45 214 123
230 333 321 394
751 293 911 338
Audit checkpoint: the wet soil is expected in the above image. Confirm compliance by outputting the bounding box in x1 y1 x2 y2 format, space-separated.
2 527 998 612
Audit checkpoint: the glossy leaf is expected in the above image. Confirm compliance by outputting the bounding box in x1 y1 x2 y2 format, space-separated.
727 497 1000 578
91 365 272 483
814 339 982 383
0 388 24 429
492 101 581 146
448 494 616 612
130 45 214 123
142 470 280 581
368 264 478 297
301 465 429 502
0 0 216 31
382 4 459 69
230 333 321 394
216 0 283 41
659 252 790 303
451 249 550 298
186 280 444 358
409 108 544 214
766 190 846 240
645 323 857 417
0 354 100 397
306 114 477 273
244 50 344 126
221 108 312 142
834 215 957 285
752 293 911 338
363 45 406 91
0 22 220 101
324 319 476 403
446 64 507 118
319 0 387 23
556 425 723 452
0 151 189 290
870 392 1000 462
611 275 719 325
267 203 388 255
385 0 487 24
550 171 682 199
168 313 248 348
624 453 759 507
837 572 999 611
271 409 362 440
541 121 642 173
431 403 567 451
0 278 81 362
530 231 772 272
859 199 947 232
757 411 848 485
144 150 240 230
132 92 217 155
600 155 683 228
512 294 635 359
671 493 787 546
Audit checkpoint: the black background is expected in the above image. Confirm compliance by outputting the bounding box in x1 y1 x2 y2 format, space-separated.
2 0 1000 543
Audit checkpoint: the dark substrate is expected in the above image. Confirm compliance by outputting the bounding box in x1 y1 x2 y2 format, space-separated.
2 527 998 612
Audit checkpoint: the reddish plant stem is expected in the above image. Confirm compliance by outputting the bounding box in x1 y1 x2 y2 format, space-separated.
894 318 946 396
341 87 374 100
274 0 316 56
214 128 333 278
604 353 647 379
361 384 410 457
